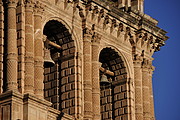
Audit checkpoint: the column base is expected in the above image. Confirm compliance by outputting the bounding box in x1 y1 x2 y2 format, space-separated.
0 90 23 120
0 91 75 120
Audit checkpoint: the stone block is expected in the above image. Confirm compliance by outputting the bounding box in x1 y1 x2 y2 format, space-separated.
107 96 112 103
114 70 120 76
114 86 121 94
67 41 75 48
61 61 68 69
71 83 75 90
66 68 71 76
61 77 68 85
69 91 75 98
69 47 75 54
122 100 127 107
62 49 70 56
62 44 68 50
120 108 124 115
68 75 75 83
70 107 75 114
68 59 75 67
105 89 111 96
70 68 75 74
115 109 119 116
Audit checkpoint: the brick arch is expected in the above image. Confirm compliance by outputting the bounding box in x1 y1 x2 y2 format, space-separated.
43 20 77 116
99 47 130 120
42 17 81 53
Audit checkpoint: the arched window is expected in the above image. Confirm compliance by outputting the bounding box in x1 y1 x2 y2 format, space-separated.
43 20 76 115
99 48 129 120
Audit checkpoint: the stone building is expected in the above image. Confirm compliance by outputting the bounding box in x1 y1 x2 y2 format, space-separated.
0 0 168 120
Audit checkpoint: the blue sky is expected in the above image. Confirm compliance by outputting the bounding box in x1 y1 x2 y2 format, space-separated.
144 0 180 120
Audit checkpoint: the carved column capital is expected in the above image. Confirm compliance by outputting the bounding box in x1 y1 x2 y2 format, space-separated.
110 19 117 32
92 32 101 44
133 54 143 66
103 15 109 29
83 27 92 40
5 0 18 4
24 0 34 9
142 59 151 69
34 1 44 16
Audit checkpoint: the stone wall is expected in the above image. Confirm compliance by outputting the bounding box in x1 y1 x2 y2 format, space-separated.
0 0 168 120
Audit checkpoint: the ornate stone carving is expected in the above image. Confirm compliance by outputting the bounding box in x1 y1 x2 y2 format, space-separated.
0 0 167 119
83 27 92 39
103 15 109 29
5 0 17 4
92 32 101 44
133 54 143 65
92 6 99 20
110 19 117 33
142 58 152 69
34 1 44 15
98 9 104 22
24 0 34 8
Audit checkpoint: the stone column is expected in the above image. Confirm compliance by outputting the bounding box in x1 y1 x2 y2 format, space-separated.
83 28 93 120
24 0 34 94
75 52 83 119
131 0 144 12
0 1 4 93
5 0 18 91
139 0 144 12
149 65 155 120
16 0 25 94
91 33 101 120
34 3 44 98
142 59 150 120
118 0 131 8
133 54 143 120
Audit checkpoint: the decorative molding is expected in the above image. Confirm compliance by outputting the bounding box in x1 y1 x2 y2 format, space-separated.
92 32 101 44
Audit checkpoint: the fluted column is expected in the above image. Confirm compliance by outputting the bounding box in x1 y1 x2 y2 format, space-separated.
91 33 101 120
0 1 4 93
24 0 34 94
34 2 44 98
5 0 18 91
149 65 155 120
83 28 93 120
133 54 143 120
142 59 150 120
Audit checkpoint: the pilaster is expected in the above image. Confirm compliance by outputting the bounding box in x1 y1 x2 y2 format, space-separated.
23 93 52 120
17 0 26 94
5 0 18 91
75 52 83 119
34 1 44 99
24 0 34 94
142 58 151 120
91 32 101 120
83 27 93 120
133 54 143 120
149 65 155 120
0 91 23 120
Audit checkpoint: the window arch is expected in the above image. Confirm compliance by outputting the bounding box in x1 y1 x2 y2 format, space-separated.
43 20 76 115
99 47 129 120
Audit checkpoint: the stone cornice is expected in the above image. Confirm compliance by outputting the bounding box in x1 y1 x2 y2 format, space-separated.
82 0 168 52
38 0 168 54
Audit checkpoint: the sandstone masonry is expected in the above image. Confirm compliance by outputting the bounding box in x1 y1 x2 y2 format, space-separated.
0 0 168 120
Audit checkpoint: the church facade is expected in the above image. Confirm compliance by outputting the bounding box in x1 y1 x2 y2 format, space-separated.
0 0 168 120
